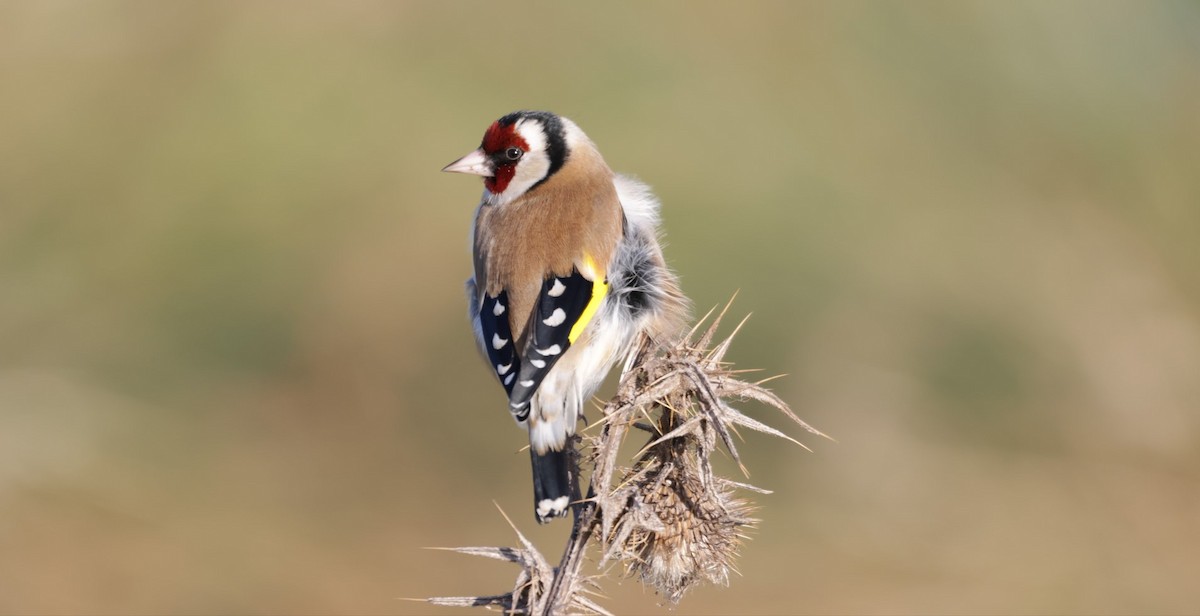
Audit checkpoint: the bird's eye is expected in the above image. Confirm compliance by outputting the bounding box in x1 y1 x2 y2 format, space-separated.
505 147 523 161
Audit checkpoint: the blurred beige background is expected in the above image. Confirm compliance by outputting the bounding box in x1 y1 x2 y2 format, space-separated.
2 2 1198 614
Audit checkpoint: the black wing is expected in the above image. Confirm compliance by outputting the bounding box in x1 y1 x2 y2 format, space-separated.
478 290 519 397
519 270 610 418
478 270 607 421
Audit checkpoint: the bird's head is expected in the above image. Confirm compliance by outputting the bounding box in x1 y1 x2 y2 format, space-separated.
442 110 574 206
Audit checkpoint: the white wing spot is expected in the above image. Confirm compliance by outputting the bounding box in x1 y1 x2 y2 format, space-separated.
536 496 570 518
492 333 508 350
543 308 566 327
519 379 535 387
496 362 512 375
503 373 515 386
536 344 562 356
493 300 505 316
548 278 566 297
530 359 546 369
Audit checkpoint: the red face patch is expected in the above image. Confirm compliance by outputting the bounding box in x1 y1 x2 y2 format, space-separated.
480 121 529 194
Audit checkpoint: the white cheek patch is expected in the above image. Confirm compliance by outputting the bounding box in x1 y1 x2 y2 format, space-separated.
489 119 553 206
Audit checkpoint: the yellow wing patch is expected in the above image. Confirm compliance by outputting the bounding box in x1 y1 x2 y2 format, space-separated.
568 254 608 343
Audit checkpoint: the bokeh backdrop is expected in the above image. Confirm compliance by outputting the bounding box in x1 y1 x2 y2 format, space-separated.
2 2 1199 614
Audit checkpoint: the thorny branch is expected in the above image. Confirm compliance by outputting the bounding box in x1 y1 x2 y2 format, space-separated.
426 302 827 614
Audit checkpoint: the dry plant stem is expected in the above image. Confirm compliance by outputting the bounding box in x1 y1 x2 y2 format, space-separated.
543 337 653 615
544 467 597 614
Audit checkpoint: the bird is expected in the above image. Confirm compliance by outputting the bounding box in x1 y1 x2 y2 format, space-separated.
443 110 688 523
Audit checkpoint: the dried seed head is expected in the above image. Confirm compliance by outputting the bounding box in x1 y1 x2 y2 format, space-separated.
602 381 760 602
618 449 758 603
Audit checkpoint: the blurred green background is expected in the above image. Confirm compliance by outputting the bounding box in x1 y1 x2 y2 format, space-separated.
2 2 1199 614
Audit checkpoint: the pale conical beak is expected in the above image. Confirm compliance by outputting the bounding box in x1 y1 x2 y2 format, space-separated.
441 149 493 177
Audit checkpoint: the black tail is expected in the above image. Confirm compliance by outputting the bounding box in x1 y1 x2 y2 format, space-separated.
530 447 572 524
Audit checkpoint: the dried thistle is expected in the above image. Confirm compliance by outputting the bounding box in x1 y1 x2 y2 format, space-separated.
425 301 826 614
593 303 823 604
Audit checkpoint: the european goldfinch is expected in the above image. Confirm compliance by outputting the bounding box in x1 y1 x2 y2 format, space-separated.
443 110 687 523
